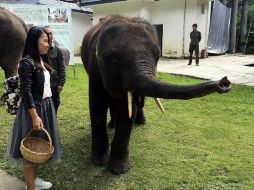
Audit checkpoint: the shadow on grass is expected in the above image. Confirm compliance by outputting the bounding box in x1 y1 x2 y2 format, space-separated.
40 128 123 190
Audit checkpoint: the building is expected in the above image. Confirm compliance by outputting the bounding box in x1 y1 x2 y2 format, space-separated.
71 10 92 55
37 0 94 55
81 0 212 58
0 0 93 55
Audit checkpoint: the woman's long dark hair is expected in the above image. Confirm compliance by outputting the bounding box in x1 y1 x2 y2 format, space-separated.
22 26 53 72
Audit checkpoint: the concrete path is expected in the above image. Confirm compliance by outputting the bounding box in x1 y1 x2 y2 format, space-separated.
75 54 254 86
0 170 25 190
157 54 254 86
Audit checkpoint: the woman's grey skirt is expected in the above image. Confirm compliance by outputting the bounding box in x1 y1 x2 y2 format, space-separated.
6 98 62 167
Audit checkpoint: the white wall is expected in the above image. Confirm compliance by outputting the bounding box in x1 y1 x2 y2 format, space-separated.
151 0 211 57
140 0 152 21
151 0 185 57
90 0 211 58
72 12 92 55
183 0 211 57
92 1 141 24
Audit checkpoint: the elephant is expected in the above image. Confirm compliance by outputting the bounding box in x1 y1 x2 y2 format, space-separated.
107 95 146 129
0 7 27 79
81 15 231 175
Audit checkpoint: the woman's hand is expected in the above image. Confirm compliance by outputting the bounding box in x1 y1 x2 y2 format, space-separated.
32 116 44 130
58 85 63 93
28 108 44 130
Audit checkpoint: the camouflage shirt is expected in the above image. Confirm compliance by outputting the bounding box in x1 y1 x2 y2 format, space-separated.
190 30 202 46
48 42 66 88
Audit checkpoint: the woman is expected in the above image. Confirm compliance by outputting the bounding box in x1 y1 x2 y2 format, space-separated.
6 26 62 190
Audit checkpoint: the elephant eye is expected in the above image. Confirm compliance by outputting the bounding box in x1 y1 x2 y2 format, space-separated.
110 54 119 65
104 53 119 65
111 57 118 64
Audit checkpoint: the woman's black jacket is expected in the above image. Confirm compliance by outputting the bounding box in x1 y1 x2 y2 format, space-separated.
18 55 45 108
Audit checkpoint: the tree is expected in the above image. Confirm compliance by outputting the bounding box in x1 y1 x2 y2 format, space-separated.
229 0 239 53
239 0 249 53
220 0 227 5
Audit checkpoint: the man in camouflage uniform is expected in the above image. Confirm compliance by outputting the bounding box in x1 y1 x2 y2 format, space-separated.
188 24 202 66
44 26 66 113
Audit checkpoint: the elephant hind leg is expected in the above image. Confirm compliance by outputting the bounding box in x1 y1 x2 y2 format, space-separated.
135 108 146 125
109 105 146 128
134 96 146 125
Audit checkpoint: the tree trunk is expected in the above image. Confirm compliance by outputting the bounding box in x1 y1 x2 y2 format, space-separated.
220 0 227 5
239 0 249 53
229 0 239 53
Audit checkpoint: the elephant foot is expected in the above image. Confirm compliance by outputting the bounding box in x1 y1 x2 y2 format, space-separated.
108 156 131 175
135 111 146 125
107 119 115 129
91 151 109 166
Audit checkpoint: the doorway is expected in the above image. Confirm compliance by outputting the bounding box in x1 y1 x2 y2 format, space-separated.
154 24 163 56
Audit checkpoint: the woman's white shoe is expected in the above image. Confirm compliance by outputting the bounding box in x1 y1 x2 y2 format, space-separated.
35 177 52 189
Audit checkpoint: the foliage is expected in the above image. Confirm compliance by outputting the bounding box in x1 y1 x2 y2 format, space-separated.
244 10 254 54
0 65 254 189
237 0 254 54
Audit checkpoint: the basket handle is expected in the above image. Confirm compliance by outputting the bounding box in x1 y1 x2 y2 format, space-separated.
26 128 53 148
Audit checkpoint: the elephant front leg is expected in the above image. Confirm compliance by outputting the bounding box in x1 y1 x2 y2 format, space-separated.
89 82 109 166
108 100 137 174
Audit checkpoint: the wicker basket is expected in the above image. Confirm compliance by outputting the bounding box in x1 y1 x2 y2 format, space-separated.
20 128 54 164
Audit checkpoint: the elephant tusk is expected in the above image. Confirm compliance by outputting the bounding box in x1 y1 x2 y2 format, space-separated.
154 98 165 113
127 91 132 118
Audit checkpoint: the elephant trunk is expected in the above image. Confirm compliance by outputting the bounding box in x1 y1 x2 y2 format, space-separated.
130 76 231 100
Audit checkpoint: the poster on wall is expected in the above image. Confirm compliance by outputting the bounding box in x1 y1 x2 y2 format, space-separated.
1 4 74 65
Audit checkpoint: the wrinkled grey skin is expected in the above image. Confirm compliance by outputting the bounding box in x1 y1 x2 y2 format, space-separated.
0 8 27 78
82 15 231 175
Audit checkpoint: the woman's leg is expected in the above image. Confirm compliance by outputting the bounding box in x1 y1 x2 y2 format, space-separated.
23 166 37 190
34 167 37 178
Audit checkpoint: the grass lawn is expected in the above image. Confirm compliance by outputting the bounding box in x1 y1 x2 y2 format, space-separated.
0 64 254 190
